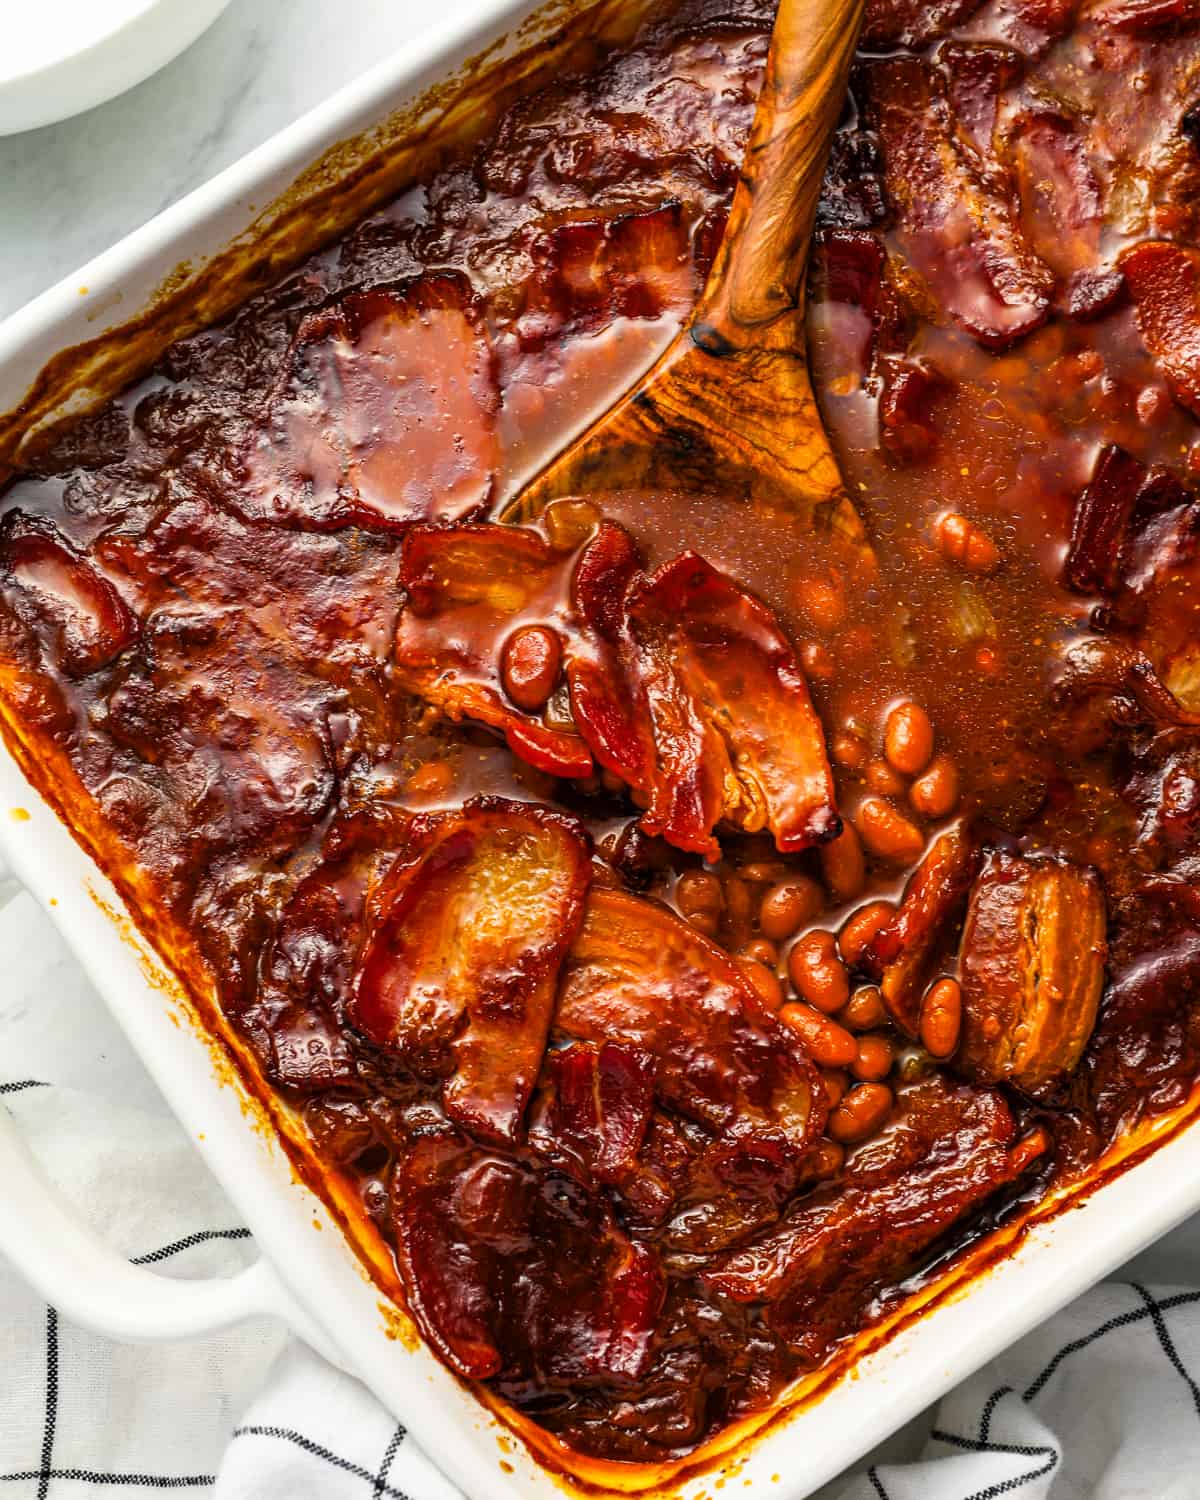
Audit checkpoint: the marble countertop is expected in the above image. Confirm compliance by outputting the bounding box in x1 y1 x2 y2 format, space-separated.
0 0 481 322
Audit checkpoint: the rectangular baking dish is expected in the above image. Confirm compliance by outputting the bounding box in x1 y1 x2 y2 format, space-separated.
3 3 1200 1496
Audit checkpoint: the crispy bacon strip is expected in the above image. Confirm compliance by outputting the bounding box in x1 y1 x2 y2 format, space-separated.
351 797 591 1144
394 1134 665 1385
958 853 1108 1097
529 1040 657 1186
869 57 1053 349
1122 241 1200 419
556 888 822 1161
703 1076 1048 1360
393 521 838 858
865 822 980 1036
1010 112 1102 282
626 554 841 853
0 512 137 676
241 274 499 530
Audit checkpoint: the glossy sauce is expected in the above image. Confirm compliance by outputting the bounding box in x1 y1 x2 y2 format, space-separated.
3 0 1200 1466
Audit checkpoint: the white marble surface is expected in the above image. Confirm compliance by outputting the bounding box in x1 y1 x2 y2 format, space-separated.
3 1 1200 1487
0 0 483 322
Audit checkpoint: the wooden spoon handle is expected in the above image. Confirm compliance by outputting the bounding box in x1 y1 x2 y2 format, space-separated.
691 0 866 353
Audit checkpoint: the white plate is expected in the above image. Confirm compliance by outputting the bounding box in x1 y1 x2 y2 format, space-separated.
0 0 235 135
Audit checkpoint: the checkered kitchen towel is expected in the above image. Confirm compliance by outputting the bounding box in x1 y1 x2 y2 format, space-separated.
4 883 1200 1500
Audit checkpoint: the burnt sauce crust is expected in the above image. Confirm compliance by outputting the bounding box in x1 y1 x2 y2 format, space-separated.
4 0 1200 1465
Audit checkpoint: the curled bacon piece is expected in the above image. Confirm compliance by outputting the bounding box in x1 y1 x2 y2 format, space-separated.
394 520 839 858
865 822 980 1037
624 553 840 855
1010 111 1102 282
1121 241 1200 419
1063 445 1144 596
958 854 1107 1097
556 888 823 1164
512 202 696 355
0 511 137 676
1050 635 1200 728
869 57 1053 349
529 1040 656 1186
350 796 591 1145
241 274 499 530
394 1134 664 1385
703 1076 1048 1360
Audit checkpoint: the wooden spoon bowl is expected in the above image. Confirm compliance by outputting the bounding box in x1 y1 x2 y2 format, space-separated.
503 0 869 552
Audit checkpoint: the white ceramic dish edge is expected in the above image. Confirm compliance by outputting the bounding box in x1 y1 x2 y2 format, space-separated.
1 6 1200 1498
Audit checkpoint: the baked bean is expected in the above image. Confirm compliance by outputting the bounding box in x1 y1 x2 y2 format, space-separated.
827 1082 895 1144
832 732 869 771
820 820 866 901
543 497 601 551
740 937 779 967
851 1033 895 1082
801 640 836 680
795 573 846 633
837 900 895 967
787 930 850 1013
405 760 454 800
919 976 963 1059
909 754 960 819
778 1002 859 1068
739 957 784 1010
884 702 934 777
740 860 788 886
676 869 723 918
809 1140 845 1179
688 910 720 938
865 757 909 798
501 625 563 712
759 876 823 942
856 797 925 864
1136 385 1171 427
821 1068 849 1109
936 511 1000 573
841 983 887 1031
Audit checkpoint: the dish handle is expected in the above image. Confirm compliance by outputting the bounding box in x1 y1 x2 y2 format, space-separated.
0 1101 347 1367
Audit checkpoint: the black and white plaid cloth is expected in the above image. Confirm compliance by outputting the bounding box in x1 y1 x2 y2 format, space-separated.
3 883 1199 1500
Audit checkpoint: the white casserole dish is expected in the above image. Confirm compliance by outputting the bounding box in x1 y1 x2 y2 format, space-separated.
2 3 1200 1496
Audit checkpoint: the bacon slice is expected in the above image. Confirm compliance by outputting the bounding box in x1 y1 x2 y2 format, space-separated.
1010 112 1102 282
1063 444 1146 595
556 888 822 1162
393 521 838 858
1122 241 1200 419
1088 0 1200 29
0 512 137 676
529 1040 656 1185
626 554 841 854
703 1076 1048 1360
512 203 696 355
958 853 1108 1097
865 822 980 1037
869 57 1053 349
394 524 593 779
394 1134 664 1385
351 797 591 1144
241 274 499 530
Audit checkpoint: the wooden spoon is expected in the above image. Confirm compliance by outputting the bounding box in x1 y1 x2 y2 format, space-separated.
503 0 869 542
